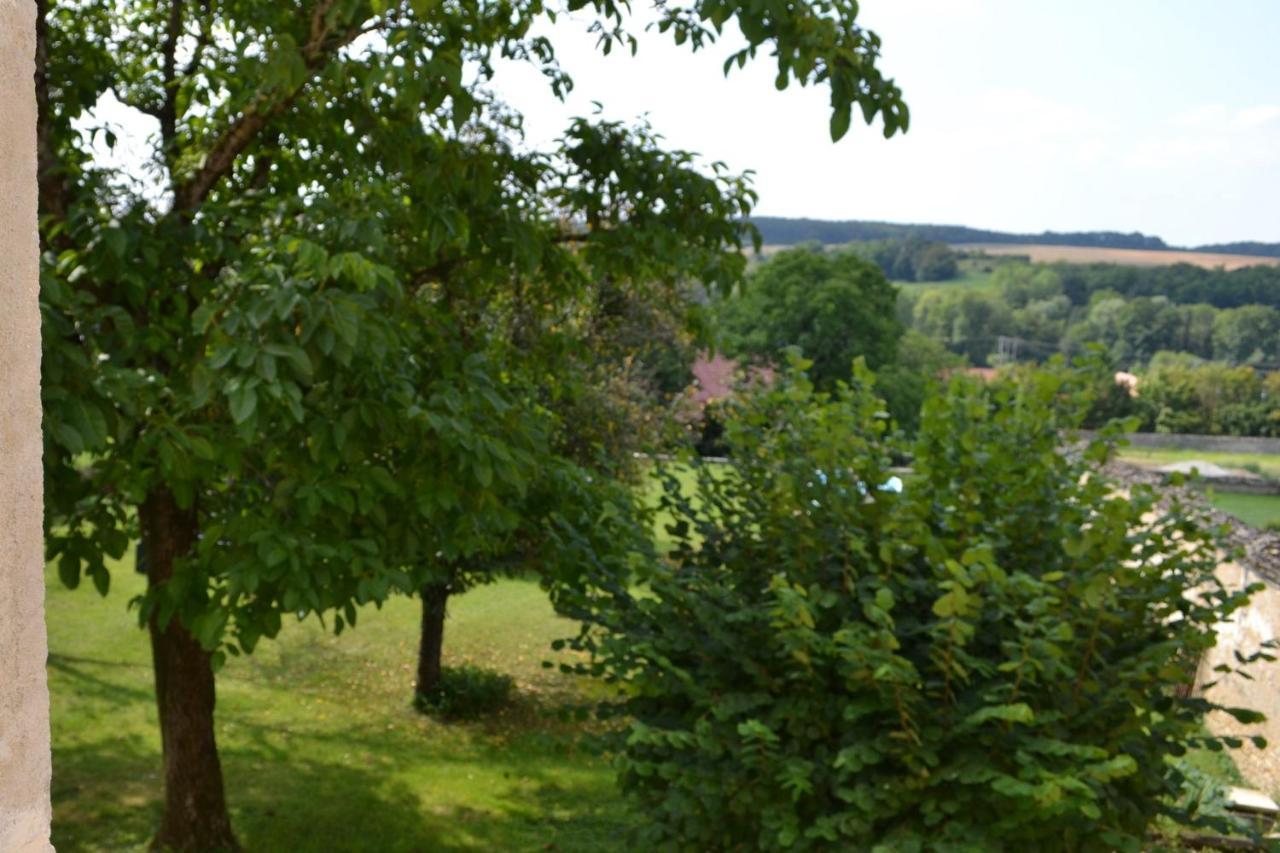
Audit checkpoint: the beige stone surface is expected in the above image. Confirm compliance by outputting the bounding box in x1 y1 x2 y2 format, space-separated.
0 1 53 850
1198 561 1280 796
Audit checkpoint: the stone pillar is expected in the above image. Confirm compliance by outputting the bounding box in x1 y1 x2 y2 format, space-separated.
0 1 53 850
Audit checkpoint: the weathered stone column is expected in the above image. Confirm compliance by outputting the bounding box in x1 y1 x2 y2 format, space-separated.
0 1 53 850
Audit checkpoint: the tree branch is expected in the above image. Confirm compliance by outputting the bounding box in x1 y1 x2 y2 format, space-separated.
159 0 185 147
35 0 69 224
172 6 383 213
183 7 213 79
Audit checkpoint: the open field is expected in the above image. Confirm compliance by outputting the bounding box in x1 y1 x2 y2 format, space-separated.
897 262 998 296
48 559 629 852
955 243 1280 271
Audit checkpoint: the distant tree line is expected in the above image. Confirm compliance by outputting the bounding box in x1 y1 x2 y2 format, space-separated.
904 262 1280 369
752 217 1169 250
1192 241 1280 259
751 216 1280 257
1051 262 1280 309
715 247 1280 439
1080 354 1280 438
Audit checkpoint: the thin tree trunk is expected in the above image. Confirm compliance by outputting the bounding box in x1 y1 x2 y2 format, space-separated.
415 582 450 700
141 488 238 852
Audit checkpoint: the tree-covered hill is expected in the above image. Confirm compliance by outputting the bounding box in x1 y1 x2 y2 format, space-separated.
751 216 1280 257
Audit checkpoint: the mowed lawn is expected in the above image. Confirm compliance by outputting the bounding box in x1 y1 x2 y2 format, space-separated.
1209 491 1280 529
47 558 631 852
1118 446 1280 479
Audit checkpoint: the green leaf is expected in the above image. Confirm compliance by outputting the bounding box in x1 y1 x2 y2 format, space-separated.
965 703 1034 727
228 384 258 425
874 587 894 611
830 104 852 142
58 552 81 589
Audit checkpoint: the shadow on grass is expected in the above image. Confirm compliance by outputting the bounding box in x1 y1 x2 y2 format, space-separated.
48 653 155 705
53 710 633 852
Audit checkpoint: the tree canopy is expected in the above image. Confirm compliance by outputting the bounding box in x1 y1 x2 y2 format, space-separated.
719 247 903 389
37 1 909 847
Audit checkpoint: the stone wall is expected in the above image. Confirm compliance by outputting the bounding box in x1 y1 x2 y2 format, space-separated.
1093 431 1280 456
1197 561 1280 795
1106 461 1280 794
0 1 53 850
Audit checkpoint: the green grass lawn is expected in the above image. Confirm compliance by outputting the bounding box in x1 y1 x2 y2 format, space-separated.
896 265 998 297
1118 446 1280 479
1208 491 1280 529
48 557 631 852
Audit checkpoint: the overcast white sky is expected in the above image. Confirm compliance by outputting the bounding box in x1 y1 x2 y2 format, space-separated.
488 0 1280 247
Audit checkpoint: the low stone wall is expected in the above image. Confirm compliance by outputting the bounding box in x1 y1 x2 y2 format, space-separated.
1106 431 1280 456
1107 462 1280 794
1189 477 1280 497
1197 561 1280 795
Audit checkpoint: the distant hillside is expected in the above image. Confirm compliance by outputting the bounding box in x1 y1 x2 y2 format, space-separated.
750 217 1168 251
750 217 1280 257
1192 242 1280 259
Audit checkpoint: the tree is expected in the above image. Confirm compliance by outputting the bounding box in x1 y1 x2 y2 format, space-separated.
874 329 962 434
720 247 902 388
391 118 759 706
857 236 957 282
911 289 1013 365
912 240 958 281
565 361 1265 849
1212 305 1280 364
38 2 909 847
993 262 1063 309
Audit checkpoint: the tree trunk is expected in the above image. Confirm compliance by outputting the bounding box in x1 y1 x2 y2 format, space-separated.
415 582 450 699
141 488 238 852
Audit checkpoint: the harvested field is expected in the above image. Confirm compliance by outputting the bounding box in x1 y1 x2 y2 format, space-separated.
955 243 1280 270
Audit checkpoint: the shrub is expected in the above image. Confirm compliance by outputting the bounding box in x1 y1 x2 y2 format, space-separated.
574 359 1265 850
412 665 515 720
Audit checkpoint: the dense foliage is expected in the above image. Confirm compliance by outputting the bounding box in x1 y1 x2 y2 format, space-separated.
719 247 902 389
901 261 1280 369
569 362 1266 850
38 0 910 846
1077 353 1280 437
854 236 958 282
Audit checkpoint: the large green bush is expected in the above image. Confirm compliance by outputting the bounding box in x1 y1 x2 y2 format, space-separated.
574 362 1266 850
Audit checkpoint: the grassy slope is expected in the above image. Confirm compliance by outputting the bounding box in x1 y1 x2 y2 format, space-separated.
48 558 630 852
50 459 1260 848
1208 491 1280 528
897 264 998 297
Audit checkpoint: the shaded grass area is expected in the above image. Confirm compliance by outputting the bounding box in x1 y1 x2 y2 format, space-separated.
1118 447 1280 479
48 558 631 852
1208 491 1280 529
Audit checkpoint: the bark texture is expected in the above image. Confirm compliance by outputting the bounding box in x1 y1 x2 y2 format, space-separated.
141 489 238 853
416 583 451 698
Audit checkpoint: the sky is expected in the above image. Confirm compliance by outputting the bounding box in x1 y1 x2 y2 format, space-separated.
88 1 1279 246
486 0 1280 247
